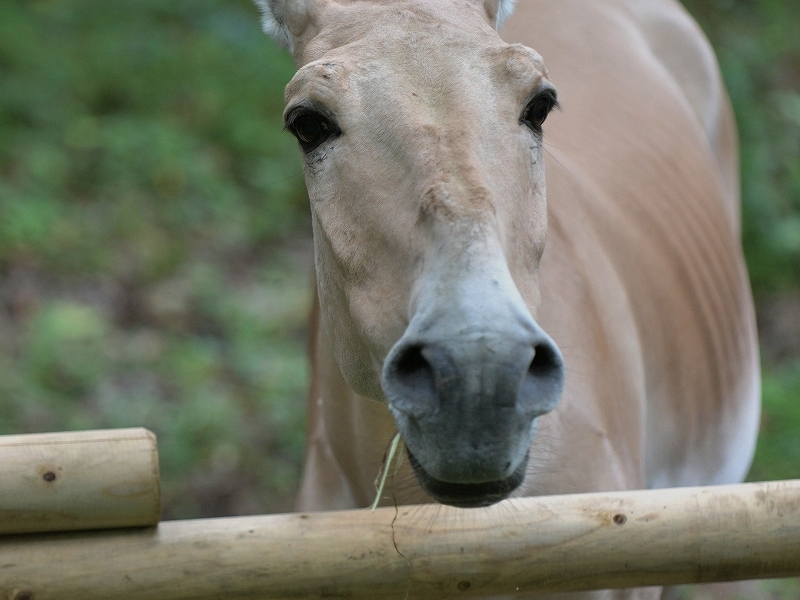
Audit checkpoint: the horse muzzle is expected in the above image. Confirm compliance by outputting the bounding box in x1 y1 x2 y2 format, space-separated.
382 298 564 507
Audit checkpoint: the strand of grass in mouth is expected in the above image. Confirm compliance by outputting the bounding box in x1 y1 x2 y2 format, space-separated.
371 432 402 511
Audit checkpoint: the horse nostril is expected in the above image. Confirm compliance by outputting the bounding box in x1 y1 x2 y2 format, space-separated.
384 343 438 414
529 342 560 376
520 340 565 416
395 344 428 378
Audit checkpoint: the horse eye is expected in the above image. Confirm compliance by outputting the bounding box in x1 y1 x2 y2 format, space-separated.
286 110 338 152
521 94 556 131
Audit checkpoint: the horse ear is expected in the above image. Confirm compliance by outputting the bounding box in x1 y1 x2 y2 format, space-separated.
253 0 315 52
485 0 516 29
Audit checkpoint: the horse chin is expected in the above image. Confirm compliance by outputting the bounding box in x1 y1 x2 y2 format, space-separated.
406 449 529 508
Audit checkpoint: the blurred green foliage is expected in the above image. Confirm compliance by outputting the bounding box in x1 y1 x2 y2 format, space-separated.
748 363 800 481
0 0 303 277
0 0 310 517
0 0 798 523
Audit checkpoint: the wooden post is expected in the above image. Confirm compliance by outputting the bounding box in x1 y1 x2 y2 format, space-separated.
1 479 799 599
0 428 160 535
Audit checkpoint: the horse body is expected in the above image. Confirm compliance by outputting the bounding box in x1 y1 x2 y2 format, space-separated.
256 0 760 596
502 0 760 493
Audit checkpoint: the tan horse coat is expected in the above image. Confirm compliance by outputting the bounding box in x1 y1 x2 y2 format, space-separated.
257 0 760 597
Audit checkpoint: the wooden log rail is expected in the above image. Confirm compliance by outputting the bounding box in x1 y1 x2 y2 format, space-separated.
2 479 800 599
0 428 160 535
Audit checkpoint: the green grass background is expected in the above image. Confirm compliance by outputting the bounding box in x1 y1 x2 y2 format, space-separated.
0 0 798 530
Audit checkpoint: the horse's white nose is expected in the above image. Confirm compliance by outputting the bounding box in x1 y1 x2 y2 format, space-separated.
381 308 564 507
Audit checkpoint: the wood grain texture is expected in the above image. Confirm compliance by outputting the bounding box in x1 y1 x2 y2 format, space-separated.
0 428 160 535
1 480 798 599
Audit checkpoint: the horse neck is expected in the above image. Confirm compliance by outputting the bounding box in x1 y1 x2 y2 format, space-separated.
303 287 431 509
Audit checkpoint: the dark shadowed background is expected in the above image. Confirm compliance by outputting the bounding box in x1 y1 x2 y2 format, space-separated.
0 0 798 567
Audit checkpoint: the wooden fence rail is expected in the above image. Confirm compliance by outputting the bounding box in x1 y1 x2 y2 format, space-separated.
0 428 159 535
2 479 800 599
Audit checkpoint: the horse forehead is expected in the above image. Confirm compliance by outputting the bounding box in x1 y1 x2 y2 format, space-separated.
302 0 495 57
296 1 546 85
288 40 546 111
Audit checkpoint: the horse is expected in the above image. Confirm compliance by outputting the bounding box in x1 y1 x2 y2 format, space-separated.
255 0 761 597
